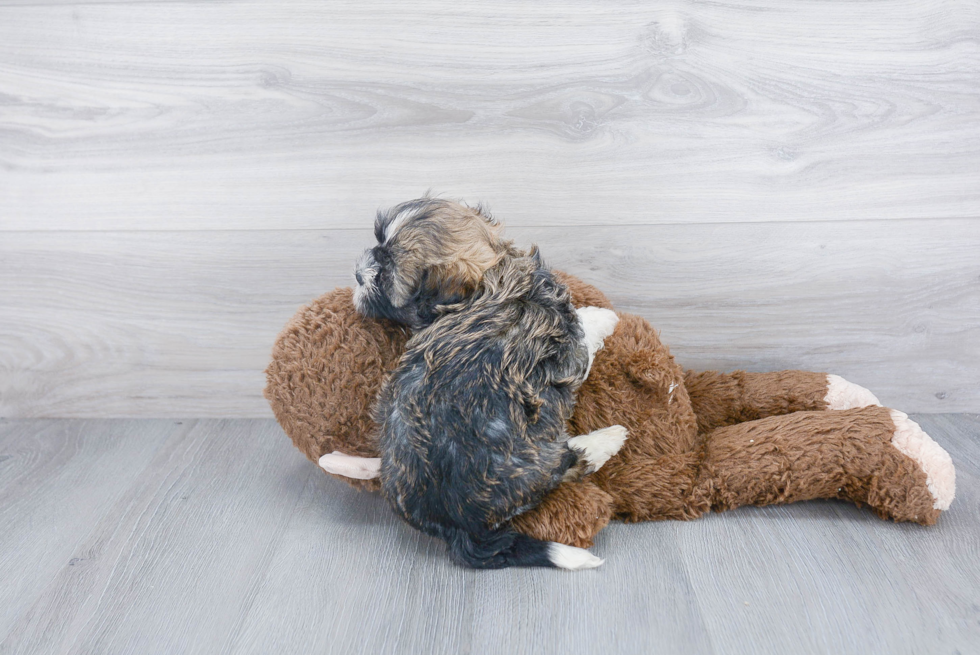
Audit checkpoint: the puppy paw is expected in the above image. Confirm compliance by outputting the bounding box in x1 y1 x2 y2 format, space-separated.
825 374 881 410
567 425 628 473
318 451 381 480
548 542 604 570
889 410 955 511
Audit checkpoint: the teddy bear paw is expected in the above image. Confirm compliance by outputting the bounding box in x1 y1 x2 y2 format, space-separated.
576 307 620 373
567 425 628 473
548 543 604 570
824 374 881 410
318 451 381 480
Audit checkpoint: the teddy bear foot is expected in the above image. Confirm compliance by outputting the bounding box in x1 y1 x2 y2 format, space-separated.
847 408 956 525
889 410 955 511
825 374 881 410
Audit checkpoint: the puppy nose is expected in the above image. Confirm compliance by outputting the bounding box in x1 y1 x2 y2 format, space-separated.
355 270 364 286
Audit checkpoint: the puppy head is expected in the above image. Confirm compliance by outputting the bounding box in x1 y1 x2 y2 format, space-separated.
353 197 512 328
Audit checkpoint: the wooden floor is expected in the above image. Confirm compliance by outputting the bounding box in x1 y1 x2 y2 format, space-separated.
1 416 977 655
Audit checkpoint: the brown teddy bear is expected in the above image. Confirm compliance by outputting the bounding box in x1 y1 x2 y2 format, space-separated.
265 274 955 548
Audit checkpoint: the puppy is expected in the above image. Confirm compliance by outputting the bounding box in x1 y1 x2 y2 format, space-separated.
354 198 626 570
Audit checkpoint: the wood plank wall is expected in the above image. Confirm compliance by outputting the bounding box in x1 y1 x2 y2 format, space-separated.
1 0 978 416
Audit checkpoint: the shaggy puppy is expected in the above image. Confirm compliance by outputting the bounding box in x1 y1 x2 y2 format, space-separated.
354 198 625 569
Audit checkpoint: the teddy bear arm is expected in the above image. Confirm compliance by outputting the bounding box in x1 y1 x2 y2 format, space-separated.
510 479 615 548
596 451 710 523
683 369 832 434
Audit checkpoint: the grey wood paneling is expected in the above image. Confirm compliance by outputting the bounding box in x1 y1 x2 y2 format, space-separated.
0 0 978 230
1 0 978 417
1 219 978 417
0 417 978 654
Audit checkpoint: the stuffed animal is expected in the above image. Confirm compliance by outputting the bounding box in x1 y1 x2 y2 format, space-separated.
265 274 955 548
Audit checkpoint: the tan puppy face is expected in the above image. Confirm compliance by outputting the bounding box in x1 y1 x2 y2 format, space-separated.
353 197 514 328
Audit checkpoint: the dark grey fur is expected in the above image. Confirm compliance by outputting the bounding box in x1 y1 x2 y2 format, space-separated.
373 254 591 568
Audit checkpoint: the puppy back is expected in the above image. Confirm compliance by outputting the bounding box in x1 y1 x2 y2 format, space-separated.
375 252 589 531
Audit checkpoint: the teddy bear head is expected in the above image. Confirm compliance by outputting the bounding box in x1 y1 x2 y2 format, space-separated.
264 287 410 491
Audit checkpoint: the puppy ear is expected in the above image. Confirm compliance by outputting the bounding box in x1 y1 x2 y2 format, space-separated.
388 264 476 327
424 254 494 301
390 213 507 309
389 263 418 309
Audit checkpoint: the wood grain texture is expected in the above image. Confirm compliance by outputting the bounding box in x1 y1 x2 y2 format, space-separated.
0 0 978 230
0 417 977 654
0 419 178 640
0 419 312 655
1 220 978 417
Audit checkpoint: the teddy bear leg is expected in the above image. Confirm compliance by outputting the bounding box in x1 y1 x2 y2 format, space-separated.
683 369 880 434
696 406 954 525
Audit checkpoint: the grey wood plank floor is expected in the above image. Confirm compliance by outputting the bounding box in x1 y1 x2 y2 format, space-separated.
1 416 977 655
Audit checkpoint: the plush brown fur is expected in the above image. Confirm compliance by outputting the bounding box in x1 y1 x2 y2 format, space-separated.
265 288 408 492
684 369 830 434
265 273 946 548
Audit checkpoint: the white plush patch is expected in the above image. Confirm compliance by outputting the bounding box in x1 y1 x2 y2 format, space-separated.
576 306 619 376
318 451 382 480
548 542 604 570
567 425 628 472
824 374 881 410
889 410 956 511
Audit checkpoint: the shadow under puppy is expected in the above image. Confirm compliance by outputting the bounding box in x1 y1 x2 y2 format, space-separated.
354 198 626 570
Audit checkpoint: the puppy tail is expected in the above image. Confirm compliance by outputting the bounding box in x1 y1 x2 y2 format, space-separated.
445 527 604 571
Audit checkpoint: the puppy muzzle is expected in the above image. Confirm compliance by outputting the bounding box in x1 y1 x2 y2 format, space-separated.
353 249 379 311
